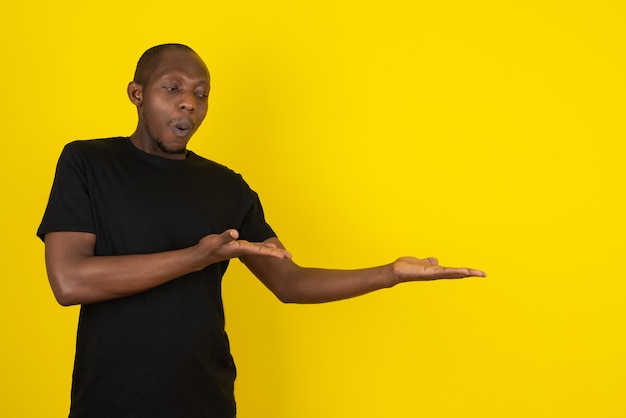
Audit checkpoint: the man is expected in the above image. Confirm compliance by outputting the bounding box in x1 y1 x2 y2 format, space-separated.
38 43 485 418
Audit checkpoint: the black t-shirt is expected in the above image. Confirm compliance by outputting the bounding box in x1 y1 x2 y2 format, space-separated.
38 137 276 418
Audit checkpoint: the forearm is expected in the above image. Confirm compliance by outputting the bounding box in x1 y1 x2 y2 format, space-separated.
244 256 399 304
278 264 398 304
46 244 203 306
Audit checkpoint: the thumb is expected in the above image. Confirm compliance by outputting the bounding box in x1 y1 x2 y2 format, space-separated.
217 229 239 244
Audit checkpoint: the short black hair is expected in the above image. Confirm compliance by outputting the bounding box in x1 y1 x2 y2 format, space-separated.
133 43 197 86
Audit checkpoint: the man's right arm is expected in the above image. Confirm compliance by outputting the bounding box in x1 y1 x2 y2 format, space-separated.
44 229 291 306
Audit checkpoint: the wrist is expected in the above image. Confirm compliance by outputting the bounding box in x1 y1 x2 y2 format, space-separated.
385 262 401 288
186 244 210 272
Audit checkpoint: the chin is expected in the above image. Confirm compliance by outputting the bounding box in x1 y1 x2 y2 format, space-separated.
154 137 188 156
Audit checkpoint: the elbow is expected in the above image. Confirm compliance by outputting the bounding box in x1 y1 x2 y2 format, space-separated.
268 284 300 304
43 231 99 306
47 271 82 306
54 291 80 307
272 286 313 304
269 287 291 304
275 292 298 304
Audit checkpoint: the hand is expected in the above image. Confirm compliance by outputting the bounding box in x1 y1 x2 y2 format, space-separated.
195 229 292 268
392 256 486 282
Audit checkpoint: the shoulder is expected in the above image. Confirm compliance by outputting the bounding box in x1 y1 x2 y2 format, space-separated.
187 151 231 171
60 137 127 162
186 152 260 197
62 137 127 155
187 151 245 181
58 137 130 171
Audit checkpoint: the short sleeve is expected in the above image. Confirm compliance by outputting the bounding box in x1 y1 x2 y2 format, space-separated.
37 142 96 241
237 181 276 243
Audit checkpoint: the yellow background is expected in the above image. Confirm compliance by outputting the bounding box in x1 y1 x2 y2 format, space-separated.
1 1 625 417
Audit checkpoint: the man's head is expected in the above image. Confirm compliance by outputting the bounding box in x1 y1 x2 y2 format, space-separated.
127 44 211 159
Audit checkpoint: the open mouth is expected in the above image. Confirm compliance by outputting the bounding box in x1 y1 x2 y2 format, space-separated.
172 122 192 136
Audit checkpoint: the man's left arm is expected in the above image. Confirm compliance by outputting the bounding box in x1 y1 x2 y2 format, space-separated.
241 237 486 304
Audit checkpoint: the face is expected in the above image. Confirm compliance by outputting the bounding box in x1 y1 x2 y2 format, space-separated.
128 49 210 159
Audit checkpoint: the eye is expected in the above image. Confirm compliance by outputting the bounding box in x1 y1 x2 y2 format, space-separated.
195 91 208 99
164 86 179 92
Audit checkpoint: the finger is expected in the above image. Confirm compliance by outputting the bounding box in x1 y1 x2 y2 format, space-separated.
468 269 487 277
435 267 486 279
260 245 291 259
451 268 486 278
217 229 239 244
237 240 292 259
253 246 292 259
424 257 438 266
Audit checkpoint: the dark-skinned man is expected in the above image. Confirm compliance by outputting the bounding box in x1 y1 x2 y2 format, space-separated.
38 43 486 418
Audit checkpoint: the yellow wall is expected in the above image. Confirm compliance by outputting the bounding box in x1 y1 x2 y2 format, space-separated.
1 1 625 417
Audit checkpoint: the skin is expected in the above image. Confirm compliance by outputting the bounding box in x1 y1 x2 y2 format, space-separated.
43 48 486 307
127 48 210 159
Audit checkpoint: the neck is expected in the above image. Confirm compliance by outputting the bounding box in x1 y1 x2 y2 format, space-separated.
129 129 189 160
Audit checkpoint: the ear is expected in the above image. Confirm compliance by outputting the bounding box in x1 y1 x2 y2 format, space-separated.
127 81 143 106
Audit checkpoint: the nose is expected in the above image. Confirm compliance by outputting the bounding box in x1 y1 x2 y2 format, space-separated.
179 91 196 112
